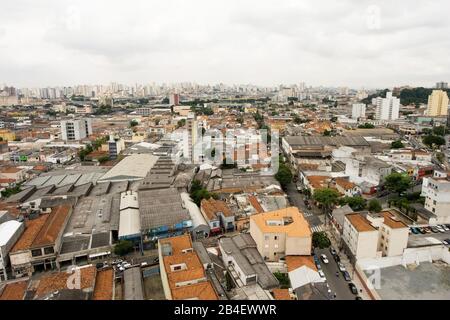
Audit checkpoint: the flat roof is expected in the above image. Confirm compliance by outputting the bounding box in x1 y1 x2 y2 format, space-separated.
345 213 377 232
99 154 158 182
0 220 23 247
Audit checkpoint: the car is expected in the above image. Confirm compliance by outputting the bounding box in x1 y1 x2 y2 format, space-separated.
140 262 148 267
442 239 450 245
355 296 363 300
410 227 419 234
423 227 432 234
153 257 159 263
343 271 351 281
430 226 439 233
318 270 325 278
348 283 358 294
123 263 132 269
445 224 450 229
440 225 450 232
96 262 104 269
118 266 125 272
329 247 337 256
334 254 341 263
320 254 329 264
418 228 427 234
337 262 346 272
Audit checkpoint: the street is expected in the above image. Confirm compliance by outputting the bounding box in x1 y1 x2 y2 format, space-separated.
314 248 358 300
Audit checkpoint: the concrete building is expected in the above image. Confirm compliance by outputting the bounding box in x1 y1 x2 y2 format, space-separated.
374 92 400 121
118 191 141 241
108 136 125 160
436 82 448 89
342 213 379 261
60 118 92 141
200 198 235 235
0 220 25 281
158 234 218 300
180 192 210 240
352 103 366 120
421 171 450 224
250 207 312 261
427 90 449 116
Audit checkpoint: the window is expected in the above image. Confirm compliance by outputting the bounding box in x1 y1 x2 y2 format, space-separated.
274 236 278 240
265 236 269 241
44 247 54 255
31 249 42 257
173 265 182 271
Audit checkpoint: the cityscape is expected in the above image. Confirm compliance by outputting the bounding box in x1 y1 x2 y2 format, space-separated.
0 0 449 307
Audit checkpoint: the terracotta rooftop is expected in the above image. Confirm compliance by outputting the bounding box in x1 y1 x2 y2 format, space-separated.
307 175 331 189
200 198 233 221
345 213 376 232
11 215 49 252
34 266 97 299
0 280 28 300
251 207 312 238
171 281 218 300
335 178 356 190
272 288 292 300
285 256 317 272
248 195 265 213
31 205 71 248
92 269 114 300
0 167 23 174
381 211 408 229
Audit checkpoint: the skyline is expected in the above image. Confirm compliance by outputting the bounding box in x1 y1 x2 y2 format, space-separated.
1 0 450 88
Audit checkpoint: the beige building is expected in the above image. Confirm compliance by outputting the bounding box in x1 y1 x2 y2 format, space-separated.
342 210 409 262
250 207 312 261
427 90 449 116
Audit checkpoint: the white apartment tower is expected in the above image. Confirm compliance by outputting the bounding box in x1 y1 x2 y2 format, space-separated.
375 92 400 121
352 103 366 120
60 118 93 141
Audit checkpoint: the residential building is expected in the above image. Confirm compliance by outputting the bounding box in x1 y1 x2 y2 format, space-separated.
200 198 235 235
0 220 25 281
352 103 366 120
342 213 379 261
250 207 312 261
421 171 450 224
0 167 27 183
335 178 361 197
158 234 218 300
169 93 180 106
374 92 400 121
436 82 448 89
427 90 449 116
108 136 125 160
60 118 93 141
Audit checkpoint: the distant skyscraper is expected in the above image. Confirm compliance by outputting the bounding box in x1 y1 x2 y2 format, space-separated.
60 118 93 141
436 82 448 89
375 92 400 121
169 93 180 106
427 90 449 116
352 104 366 120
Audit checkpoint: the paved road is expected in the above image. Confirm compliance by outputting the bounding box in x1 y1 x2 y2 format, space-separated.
315 248 357 300
285 182 325 231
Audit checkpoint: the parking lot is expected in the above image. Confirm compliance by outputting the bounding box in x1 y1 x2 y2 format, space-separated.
408 225 450 247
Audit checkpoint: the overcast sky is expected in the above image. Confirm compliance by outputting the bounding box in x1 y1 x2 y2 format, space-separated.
1 0 449 88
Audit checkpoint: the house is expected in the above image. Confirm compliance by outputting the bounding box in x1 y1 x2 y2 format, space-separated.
158 234 218 300
335 178 361 197
0 220 25 281
200 198 235 235
285 256 324 293
250 207 312 261
0 167 27 183
9 205 72 277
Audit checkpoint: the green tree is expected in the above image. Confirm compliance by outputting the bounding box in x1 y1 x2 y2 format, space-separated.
177 119 186 128
368 199 382 213
338 196 366 211
384 173 412 196
312 232 331 249
114 240 134 256
275 162 293 188
422 135 445 148
273 272 290 289
130 120 138 127
313 188 340 214
432 126 446 136
391 140 404 149
358 123 375 129
97 155 110 164
323 130 332 136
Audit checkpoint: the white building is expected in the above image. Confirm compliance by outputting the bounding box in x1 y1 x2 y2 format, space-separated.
352 103 366 120
374 92 400 121
60 118 93 141
0 220 25 281
118 191 141 240
421 171 450 224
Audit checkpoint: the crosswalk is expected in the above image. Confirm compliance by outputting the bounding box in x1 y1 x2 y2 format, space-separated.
311 224 325 233
303 211 313 217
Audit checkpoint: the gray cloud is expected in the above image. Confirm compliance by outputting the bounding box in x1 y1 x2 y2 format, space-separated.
1 0 449 88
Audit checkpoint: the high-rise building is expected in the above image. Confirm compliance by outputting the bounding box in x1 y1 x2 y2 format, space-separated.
375 92 400 121
169 93 180 106
352 103 366 120
426 90 449 116
436 82 448 89
60 118 93 141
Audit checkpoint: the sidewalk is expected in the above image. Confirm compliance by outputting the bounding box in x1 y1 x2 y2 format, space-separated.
325 227 372 300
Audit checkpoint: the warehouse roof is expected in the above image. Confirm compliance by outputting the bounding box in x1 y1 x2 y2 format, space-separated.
0 220 23 247
99 154 158 182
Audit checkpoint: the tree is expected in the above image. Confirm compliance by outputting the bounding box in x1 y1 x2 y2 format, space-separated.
323 130 332 136
273 272 290 289
358 123 375 129
368 199 382 213
391 140 404 149
313 188 340 214
97 155 110 164
114 240 134 256
422 135 445 148
177 119 186 128
432 126 446 137
384 173 412 196
130 120 138 127
275 162 293 188
338 196 366 211
312 232 331 249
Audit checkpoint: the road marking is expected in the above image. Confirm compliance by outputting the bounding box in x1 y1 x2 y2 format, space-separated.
311 225 325 233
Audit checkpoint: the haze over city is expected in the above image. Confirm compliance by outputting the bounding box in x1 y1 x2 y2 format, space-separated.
1 0 450 88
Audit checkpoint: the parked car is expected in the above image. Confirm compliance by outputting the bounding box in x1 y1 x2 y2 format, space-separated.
334 254 341 263
338 262 346 272
123 263 132 269
442 239 450 245
424 227 432 234
445 224 450 230
410 227 420 234
320 254 329 264
329 247 337 256
430 226 439 233
355 296 363 300
343 271 351 281
318 270 325 278
418 228 427 234
348 283 358 294
440 225 450 232
96 262 104 269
